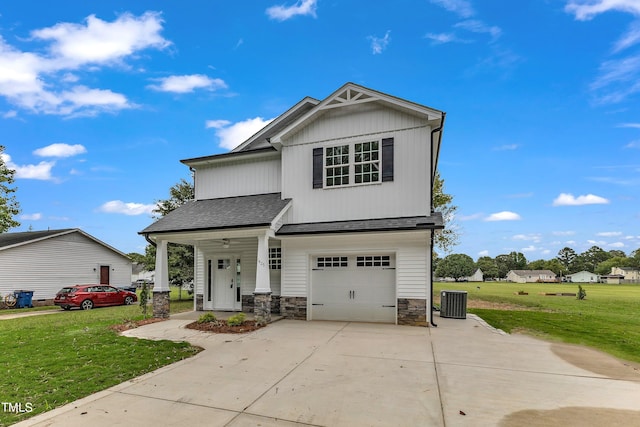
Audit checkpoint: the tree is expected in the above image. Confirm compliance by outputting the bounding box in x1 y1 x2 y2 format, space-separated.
595 256 633 276
435 253 475 281
432 171 459 254
0 145 20 233
148 178 195 285
507 251 527 270
476 256 498 279
527 259 547 270
580 246 611 273
556 247 576 271
494 254 512 279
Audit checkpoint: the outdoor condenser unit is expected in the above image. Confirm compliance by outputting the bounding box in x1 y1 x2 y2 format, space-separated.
440 290 467 319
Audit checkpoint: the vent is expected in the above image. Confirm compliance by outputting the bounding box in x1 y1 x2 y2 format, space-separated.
440 290 467 319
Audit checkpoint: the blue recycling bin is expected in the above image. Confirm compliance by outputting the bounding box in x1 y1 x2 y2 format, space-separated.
14 290 34 308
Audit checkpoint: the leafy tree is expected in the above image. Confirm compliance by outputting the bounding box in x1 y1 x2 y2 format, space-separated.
556 247 576 271
0 145 20 233
435 253 475 281
507 251 527 270
147 178 195 285
527 259 547 270
494 254 512 279
433 171 459 254
579 246 611 273
476 256 498 279
545 259 566 277
595 256 633 276
608 250 626 258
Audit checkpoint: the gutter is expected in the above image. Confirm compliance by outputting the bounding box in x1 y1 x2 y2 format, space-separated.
429 112 446 328
144 233 156 248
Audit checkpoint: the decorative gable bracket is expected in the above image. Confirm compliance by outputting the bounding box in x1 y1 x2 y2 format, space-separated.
320 87 377 110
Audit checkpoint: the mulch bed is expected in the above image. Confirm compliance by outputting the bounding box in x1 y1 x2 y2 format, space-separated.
110 318 167 333
185 320 265 334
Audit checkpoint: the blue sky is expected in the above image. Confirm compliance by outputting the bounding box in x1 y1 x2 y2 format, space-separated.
0 0 639 260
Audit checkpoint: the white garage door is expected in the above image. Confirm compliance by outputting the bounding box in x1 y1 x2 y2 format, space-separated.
311 254 396 323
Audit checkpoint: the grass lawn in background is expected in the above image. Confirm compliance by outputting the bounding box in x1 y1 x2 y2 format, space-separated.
434 281 640 364
0 304 200 426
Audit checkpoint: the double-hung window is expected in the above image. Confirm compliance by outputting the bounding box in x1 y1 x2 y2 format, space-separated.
325 145 350 187
354 141 380 184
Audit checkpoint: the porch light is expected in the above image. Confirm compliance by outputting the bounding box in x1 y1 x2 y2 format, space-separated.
222 238 230 249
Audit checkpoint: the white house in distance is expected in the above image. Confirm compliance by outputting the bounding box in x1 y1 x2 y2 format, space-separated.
141 82 445 326
506 270 557 283
0 229 132 302
566 271 599 283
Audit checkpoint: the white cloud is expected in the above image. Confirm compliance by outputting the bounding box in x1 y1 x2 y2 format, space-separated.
485 211 521 221
206 117 275 150
2 110 17 118
618 122 640 128
424 33 470 45
266 0 317 21
521 245 537 253
597 231 622 237
566 240 577 245
148 74 227 93
20 213 42 220
587 239 607 245
493 143 519 151
613 21 640 52
478 250 490 257
553 230 576 236
33 143 86 158
430 0 475 18
625 140 640 148
589 54 640 104
98 200 156 216
0 12 169 116
609 241 626 247
455 20 502 40
565 0 640 21
368 31 391 54
458 212 484 221
552 193 610 206
513 233 542 242
1 153 55 180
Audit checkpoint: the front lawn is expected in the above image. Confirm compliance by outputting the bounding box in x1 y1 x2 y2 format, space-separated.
0 305 200 426
434 282 640 364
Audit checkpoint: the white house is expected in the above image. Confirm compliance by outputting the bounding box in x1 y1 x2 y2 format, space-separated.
141 83 445 325
566 271 598 283
0 229 132 302
506 270 557 284
132 263 155 284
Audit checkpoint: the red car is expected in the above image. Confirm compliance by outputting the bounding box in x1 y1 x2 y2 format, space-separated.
54 285 138 310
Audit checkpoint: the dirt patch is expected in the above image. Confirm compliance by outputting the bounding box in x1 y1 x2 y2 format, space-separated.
435 296 541 311
110 318 167 333
550 342 640 381
500 407 640 427
185 320 265 334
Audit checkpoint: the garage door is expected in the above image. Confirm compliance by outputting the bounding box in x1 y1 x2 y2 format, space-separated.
311 254 396 323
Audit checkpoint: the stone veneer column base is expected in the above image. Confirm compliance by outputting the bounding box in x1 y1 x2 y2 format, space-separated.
397 298 428 326
254 292 272 324
281 296 307 320
242 295 255 313
195 294 204 311
152 291 171 319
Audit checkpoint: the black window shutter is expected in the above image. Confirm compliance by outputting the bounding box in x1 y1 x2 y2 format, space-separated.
312 147 323 188
382 138 394 182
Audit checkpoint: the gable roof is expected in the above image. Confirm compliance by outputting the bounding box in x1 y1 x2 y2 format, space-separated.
0 228 130 259
140 193 291 235
509 270 556 276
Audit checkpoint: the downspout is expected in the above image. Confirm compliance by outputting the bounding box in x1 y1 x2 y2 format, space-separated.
429 112 446 327
144 233 156 248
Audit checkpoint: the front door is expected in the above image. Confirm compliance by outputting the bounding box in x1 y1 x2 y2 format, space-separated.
99 265 110 284
212 257 236 310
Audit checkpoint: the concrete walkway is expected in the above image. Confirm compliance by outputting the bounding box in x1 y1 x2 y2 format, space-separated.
14 313 640 427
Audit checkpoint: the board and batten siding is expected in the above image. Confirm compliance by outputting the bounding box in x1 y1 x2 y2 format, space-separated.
280 231 431 299
195 156 281 200
281 104 432 224
0 233 131 300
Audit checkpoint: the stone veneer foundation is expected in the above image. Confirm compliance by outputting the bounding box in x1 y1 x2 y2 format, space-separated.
254 292 272 324
397 298 428 326
195 294 203 311
281 296 307 320
152 291 171 319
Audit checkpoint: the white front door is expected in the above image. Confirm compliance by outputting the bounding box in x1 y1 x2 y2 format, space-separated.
207 257 239 310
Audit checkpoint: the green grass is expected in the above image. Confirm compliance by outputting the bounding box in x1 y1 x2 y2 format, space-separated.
0 304 200 426
435 281 640 364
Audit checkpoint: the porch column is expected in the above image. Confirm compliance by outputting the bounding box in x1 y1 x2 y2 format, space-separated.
254 232 272 323
153 239 171 318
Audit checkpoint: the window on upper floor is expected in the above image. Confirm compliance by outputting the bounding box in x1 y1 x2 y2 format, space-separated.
313 138 394 189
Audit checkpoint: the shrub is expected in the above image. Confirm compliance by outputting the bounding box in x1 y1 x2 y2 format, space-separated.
140 283 149 319
577 285 587 300
197 313 217 324
227 312 246 326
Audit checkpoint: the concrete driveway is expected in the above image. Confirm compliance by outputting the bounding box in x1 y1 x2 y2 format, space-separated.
15 313 640 427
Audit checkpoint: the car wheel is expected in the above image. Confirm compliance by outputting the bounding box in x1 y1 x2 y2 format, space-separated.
124 296 134 305
81 299 94 310
62 306 71 311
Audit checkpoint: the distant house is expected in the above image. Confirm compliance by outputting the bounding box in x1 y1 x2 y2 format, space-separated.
465 268 484 282
0 229 132 302
131 263 154 284
506 270 557 283
611 267 640 282
565 271 599 283
600 274 625 284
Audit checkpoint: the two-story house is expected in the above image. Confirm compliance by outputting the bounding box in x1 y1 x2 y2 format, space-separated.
140 83 445 326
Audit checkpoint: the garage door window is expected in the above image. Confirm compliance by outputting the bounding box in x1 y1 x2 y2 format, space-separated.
356 255 391 267
317 256 348 268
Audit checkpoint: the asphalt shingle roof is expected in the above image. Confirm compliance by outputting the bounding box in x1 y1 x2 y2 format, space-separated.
0 229 75 249
276 214 444 235
140 193 291 234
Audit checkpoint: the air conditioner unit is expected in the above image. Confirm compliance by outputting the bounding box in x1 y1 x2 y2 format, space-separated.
440 290 467 319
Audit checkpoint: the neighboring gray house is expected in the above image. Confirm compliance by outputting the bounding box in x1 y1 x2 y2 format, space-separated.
465 268 484 282
506 270 557 283
132 263 155 284
566 271 599 283
0 229 132 302
141 82 445 325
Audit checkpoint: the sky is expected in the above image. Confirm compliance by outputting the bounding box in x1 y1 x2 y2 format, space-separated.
0 0 639 261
